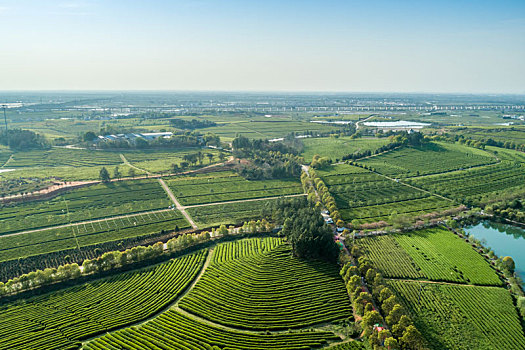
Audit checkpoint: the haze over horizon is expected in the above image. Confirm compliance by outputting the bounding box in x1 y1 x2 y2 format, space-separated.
1 0 524 94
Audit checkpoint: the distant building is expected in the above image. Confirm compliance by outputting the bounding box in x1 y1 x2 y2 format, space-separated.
96 132 173 143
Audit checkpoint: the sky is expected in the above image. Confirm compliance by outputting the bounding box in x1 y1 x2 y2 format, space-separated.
0 0 524 93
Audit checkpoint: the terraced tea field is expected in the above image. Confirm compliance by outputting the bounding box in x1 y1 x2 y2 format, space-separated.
387 280 525 350
0 251 206 350
0 210 189 264
179 241 351 330
358 228 502 285
187 197 288 227
6 148 122 168
166 171 303 206
406 162 525 204
84 310 339 350
317 164 453 224
0 179 171 235
356 142 496 178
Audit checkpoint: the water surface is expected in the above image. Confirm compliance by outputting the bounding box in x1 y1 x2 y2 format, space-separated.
464 221 525 285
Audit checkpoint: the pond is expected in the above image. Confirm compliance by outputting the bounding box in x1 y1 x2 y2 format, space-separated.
363 120 430 128
464 221 525 285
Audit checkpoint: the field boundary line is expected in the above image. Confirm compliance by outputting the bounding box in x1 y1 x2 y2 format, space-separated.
1 154 13 168
158 178 198 229
183 193 307 209
119 153 151 175
0 208 173 238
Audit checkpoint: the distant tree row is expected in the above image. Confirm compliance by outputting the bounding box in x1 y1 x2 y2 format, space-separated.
169 118 217 129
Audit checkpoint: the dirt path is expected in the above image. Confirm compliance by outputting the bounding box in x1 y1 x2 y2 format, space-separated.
355 115 374 130
158 178 198 229
371 170 453 202
0 208 173 238
183 193 307 209
1 154 13 168
120 153 151 175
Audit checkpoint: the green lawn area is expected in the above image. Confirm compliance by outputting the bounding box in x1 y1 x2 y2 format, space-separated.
301 137 389 162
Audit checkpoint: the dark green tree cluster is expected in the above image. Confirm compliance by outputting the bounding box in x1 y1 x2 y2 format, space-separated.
232 135 302 180
264 197 338 262
0 129 49 150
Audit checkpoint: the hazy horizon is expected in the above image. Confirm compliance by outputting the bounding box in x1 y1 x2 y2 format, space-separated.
1 0 524 93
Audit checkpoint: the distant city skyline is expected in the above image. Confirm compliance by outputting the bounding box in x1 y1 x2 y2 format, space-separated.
1 0 524 93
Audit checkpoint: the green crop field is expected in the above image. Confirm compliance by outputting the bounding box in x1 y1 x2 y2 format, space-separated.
0 251 206 350
449 126 525 146
356 142 496 178
0 210 189 263
317 164 454 223
200 120 341 139
179 241 352 330
407 162 525 204
0 179 171 235
84 309 339 350
122 148 221 174
166 171 303 206
487 146 525 162
187 197 290 227
301 137 389 162
212 237 283 264
6 148 122 168
388 280 525 350
326 341 367 350
358 228 502 285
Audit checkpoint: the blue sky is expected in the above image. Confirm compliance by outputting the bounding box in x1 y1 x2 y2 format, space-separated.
0 0 524 93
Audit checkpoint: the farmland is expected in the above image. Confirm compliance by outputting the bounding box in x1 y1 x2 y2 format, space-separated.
0 179 171 235
355 142 496 178
406 162 525 204
200 119 341 139
84 310 339 350
187 197 288 227
0 210 189 266
0 251 206 350
179 241 352 330
358 228 502 285
121 148 221 174
387 280 525 350
6 148 122 168
317 164 453 223
166 171 303 206
301 137 389 162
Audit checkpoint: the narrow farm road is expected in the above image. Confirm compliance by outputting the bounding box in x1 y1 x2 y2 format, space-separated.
355 115 374 130
1 154 13 167
119 153 151 175
158 178 198 229
371 170 453 202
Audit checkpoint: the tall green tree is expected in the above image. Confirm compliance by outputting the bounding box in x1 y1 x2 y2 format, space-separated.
99 167 111 183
